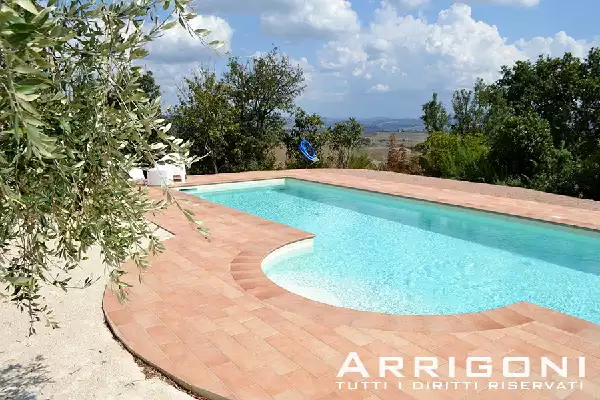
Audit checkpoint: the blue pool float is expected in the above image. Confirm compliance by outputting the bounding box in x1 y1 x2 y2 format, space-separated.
299 139 319 162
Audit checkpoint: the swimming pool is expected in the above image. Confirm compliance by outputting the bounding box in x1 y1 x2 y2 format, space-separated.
182 178 600 323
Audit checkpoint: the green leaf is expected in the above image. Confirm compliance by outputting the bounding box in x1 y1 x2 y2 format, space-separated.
209 40 224 49
9 277 31 286
25 125 56 159
15 92 40 101
13 65 39 75
22 114 45 127
6 22 36 33
162 20 177 30
15 0 38 15
15 85 38 94
130 48 148 60
0 7 21 23
16 97 40 116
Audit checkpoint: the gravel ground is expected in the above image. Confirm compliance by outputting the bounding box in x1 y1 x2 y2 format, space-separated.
0 229 192 400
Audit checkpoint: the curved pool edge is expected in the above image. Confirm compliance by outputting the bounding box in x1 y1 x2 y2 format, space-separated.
101 170 600 400
102 289 232 400
229 234 573 333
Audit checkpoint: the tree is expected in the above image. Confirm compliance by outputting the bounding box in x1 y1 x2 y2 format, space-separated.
283 108 327 168
172 68 236 174
451 83 485 136
0 0 210 331
421 92 449 133
386 133 401 171
418 48 600 200
139 70 161 103
417 132 490 181
223 48 306 171
329 118 364 168
488 112 554 180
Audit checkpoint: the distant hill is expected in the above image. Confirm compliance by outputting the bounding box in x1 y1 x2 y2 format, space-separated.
357 117 424 133
284 116 424 133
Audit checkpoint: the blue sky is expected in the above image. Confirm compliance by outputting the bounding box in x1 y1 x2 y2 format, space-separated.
145 0 600 118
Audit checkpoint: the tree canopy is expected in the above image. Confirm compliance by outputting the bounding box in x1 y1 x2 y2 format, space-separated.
0 0 209 332
418 49 600 200
172 49 307 173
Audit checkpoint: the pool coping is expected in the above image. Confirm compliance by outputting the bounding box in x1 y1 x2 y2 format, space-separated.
179 174 600 233
193 176 596 333
103 169 600 400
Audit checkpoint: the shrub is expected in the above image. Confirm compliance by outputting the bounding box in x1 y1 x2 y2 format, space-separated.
347 152 376 169
487 112 554 180
417 132 490 181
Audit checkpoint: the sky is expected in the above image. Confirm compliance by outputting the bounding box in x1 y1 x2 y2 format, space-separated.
142 0 600 119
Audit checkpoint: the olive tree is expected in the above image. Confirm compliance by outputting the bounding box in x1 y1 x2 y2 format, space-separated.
329 118 364 168
0 0 214 332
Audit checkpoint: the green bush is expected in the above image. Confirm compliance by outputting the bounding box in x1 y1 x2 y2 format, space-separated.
347 152 376 169
487 112 554 180
417 132 490 181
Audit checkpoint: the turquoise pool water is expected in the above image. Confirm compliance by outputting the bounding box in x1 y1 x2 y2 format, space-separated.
184 179 600 323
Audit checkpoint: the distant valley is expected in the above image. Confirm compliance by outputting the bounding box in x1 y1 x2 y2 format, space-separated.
285 117 425 133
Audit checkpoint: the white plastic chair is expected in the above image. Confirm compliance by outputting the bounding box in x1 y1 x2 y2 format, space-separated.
169 163 186 183
147 165 173 186
128 168 145 182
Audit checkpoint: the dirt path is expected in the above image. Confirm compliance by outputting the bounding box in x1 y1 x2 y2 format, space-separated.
0 230 192 400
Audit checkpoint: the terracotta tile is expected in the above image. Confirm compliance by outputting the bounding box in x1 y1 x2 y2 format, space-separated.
244 317 279 338
206 329 263 370
159 340 188 361
115 321 148 344
247 366 293 396
288 351 332 378
234 331 275 354
273 388 306 400
131 309 163 328
103 292 125 312
265 333 304 357
284 369 323 396
198 304 229 320
105 171 600 400
108 309 134 326
300 336 341 360
333 326 374 346
187 313 220 334
224 305 257 322
269 355 301 375
565 391 595 399
214 316 250 335
146 324 178 345
190 341 229 367
520 322 575 344
233 384 274 400
210 361 256 390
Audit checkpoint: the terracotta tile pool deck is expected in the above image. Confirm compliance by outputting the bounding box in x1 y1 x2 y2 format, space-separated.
104 170 600 400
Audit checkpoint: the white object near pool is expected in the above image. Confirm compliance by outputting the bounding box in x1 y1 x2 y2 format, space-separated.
128 168 145 181
147 165 173 186
146 164 186 186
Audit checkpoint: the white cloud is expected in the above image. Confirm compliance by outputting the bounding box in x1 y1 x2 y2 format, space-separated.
146 15 232 63
516 31 594 59
142 15 233 105
194 0 359 39
469 0 540 7
369 83 391 92
313 2 598 101
384 0 430 9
